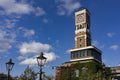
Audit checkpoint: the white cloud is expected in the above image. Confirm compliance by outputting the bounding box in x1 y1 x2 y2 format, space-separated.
0 0 45 53
0 0 46 16
0 20 36 53
20 57 37 65
17 56 26 60
66 49 70 53
44 52 58 62
19 41 52 55
0 30 14 52
4 19 18 28
110 45 119 50
24 29 35 37
0 19 17 53
0 19 18 33
19 42 58 65
0 40 12 52
92 40 99 46
56 0 81 15
0 0 33 15
107 32 115 38
18 27 35 37
0 30 6 39
20 52 58 65
34 7 46 16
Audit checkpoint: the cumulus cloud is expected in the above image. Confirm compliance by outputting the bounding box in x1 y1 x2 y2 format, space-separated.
4 19 18 28
34 7 46 16
110 45 119 50
44 52 58 62
19 27 35 37
18 41 58 65
0 18 36 53
0 0 46 16
56 0 81 15
20 52 58 65
0 30 14 52
0 40 12 52
0 30 6 39
0 19 18 53
24 29 35 37
0 0 33 15
20 57 37 65
17 56 26 60
0 0 46 55
19 41 52 55
107 32 115 38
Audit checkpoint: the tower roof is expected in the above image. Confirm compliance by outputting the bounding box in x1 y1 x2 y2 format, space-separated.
75 7 91 15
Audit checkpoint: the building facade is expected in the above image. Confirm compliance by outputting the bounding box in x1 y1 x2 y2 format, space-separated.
56 8 103 80
70 8 102 63
55 8 120 80
110 66 120 80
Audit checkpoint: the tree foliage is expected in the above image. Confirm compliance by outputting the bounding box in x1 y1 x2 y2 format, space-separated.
19 66 37 80
43 74 55 80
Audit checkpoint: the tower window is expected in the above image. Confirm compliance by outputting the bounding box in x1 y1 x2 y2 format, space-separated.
80 44 82 47
76 53 78 58
80 39 82 44
71 53 73 59
72 53 75 59
80 24 82 29
87 24 90 29
77 25 79 30
80 38 82 48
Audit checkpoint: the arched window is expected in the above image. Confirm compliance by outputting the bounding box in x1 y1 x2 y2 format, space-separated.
87 24 89 29
80 24 82 29
80 38 82 47
80 44 82 47
80 39 82 44
75 69 79 77
77 25 79 30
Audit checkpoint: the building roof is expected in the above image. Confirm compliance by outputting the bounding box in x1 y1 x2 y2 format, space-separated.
75 7 91 15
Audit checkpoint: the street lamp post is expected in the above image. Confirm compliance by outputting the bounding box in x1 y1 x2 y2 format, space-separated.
36 52 47 80
6 59 14 80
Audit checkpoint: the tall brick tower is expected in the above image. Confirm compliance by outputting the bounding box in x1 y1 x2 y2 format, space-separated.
75 8 91 48
70 8 101 63
56 8 102 80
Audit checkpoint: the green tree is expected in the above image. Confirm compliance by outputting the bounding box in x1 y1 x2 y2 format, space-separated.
19 66 37 80
43 74 55 80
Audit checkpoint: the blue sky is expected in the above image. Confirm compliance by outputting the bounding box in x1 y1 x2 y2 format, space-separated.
0 0 120 77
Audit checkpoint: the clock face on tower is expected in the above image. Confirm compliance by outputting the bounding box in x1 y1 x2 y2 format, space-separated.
76 13 84 23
